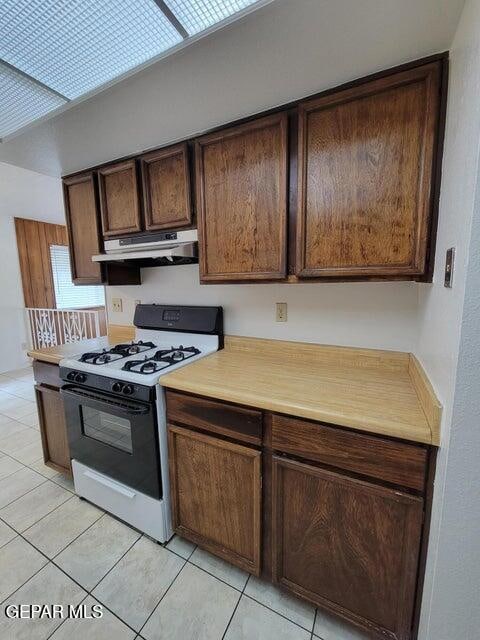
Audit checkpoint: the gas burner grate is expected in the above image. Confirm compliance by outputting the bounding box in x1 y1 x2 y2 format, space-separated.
79 341 157 365
122 345 201 375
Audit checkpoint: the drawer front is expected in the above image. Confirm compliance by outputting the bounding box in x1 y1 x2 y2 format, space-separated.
166 391 262 445
271 414 427 491
72 460 172 542
33 360 62 388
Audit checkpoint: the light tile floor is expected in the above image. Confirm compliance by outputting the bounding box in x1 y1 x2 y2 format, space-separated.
0 365 370 640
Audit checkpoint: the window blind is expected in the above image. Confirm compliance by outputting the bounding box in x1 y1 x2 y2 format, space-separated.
50 245 105 309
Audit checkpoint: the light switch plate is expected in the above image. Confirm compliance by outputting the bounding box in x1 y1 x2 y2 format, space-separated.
444 248 455 288
112 297 123 312
276 302 287 322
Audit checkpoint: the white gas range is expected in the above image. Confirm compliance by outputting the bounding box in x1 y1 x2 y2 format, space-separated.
59 304 223 542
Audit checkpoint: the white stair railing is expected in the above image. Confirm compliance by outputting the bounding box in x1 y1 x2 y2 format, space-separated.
26 308 102 349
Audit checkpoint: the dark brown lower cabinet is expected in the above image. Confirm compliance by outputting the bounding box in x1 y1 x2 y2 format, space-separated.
35 384 71 475
165 390 432 640
272 456 423 640
168 424 261 574
33 361 71 475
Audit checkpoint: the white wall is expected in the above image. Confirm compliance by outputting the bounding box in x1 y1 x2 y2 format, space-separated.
0 214 30 373
106 266 419 352
415 0 480 638
0 162 64 372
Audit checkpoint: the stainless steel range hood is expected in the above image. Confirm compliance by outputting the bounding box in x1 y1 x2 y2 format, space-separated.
92 229 198 267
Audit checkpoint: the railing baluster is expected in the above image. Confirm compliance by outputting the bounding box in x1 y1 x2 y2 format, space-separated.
25 307 106 349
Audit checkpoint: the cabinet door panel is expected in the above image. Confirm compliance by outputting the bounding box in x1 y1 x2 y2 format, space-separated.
168 424 261 574
98 160 142 237
35 384 71 475
196 113 288 281
296 62 440 278
272 456 423 640
63 173 103 284
140 143 192 231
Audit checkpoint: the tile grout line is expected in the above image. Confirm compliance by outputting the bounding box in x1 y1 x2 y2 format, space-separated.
45 592 90 640
0 454 29 482
221 571 251 639
88 532 144 593
0 476 49 512
0 479 72 529
311 608 318 639
186 557 249 594
137 559 189 638
0 516 143 638
0 555 49 607
241 591 316 634
21 492 102 540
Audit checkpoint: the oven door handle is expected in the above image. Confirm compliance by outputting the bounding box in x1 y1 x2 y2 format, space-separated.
60 385 151 416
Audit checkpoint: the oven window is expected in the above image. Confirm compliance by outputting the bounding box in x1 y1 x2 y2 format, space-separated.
81 406 133 454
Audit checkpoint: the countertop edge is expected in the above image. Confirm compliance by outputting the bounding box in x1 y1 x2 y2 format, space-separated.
161 378 433 445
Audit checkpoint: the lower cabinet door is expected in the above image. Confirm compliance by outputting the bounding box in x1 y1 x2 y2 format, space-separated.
272 456 423 640
35 384 71 474
168 424 261 574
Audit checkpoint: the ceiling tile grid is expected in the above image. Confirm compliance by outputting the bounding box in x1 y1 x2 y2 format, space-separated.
0 0 264 138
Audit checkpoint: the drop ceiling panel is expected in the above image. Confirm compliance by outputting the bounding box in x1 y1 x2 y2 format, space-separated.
0 61 66 138
0 0 183 99
165 0 258 35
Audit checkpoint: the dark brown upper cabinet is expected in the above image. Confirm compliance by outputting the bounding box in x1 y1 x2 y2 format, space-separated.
195 113 288 282
63 172 104 284
140 143 193 231
98 159 142 237
295 61 441 279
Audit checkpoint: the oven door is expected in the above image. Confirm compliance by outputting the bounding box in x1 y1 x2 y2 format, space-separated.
61 384 161 499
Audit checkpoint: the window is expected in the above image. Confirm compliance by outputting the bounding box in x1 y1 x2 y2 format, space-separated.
50 244 105 309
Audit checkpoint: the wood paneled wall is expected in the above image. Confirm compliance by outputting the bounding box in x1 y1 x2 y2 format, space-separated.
14 217 68 308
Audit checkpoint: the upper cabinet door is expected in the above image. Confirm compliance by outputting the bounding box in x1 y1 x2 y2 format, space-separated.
296 62 441 278
63 172 104 284
98 159 142 237
195 113 288 282
140 143 193 231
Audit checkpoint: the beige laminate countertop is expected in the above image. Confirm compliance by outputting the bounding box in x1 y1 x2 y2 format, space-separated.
27 325 136 364
28 337 116 364
161 336 441 446
28 333 441 446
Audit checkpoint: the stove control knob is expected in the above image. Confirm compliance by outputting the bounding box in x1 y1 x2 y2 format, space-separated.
112 382 123 393
67 371 76 381
123 385 134 395
74 373 86 383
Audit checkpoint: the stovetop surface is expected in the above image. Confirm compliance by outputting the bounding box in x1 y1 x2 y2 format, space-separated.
60 330 219 386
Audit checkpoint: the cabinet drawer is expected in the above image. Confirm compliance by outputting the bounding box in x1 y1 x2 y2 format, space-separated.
271 414 427 491
166 391 262 445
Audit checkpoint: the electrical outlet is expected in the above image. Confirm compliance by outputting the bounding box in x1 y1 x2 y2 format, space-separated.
112 297 123 313
276 302 287 322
